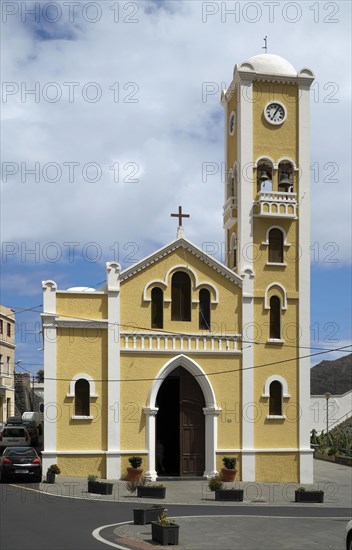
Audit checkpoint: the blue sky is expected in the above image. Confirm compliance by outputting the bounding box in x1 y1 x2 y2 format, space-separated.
1 0 351 376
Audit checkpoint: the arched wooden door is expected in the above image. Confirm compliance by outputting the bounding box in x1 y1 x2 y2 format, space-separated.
156 367 205 476
180 368 205 476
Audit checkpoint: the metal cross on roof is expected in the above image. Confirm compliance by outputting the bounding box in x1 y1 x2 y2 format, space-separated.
262 36 268 54
171 206 190 227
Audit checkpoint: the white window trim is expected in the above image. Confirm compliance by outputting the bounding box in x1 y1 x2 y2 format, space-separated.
264 283 287 310
262 375 291 398
266 415 286 420
66 373 98 398
71 415 94 420
266 338 285 344
266 262 287 267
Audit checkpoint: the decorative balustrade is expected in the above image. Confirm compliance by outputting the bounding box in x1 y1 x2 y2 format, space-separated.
121 333 241 354
254 190 297 218
223 197 237 226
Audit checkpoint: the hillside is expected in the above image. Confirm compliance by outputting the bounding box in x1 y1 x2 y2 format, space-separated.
311 353 352 395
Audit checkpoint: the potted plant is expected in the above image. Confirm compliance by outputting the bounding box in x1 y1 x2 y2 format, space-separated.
294 487 324 503
87 474 113 495
127 456 143 481
46 464 60 484
208 476 244 502
151 508 179 545
137 481 166 499
133 504 165 525
221 456 237 482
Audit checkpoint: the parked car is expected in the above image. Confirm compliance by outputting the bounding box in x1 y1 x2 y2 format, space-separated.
4 416 23 426
21 420 39 446
0 427 30 450
0 446 42 482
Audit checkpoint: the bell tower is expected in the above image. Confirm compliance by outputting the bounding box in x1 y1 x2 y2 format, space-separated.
222 54 315 483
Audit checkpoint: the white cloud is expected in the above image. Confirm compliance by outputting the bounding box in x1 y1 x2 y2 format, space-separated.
1 0 351 267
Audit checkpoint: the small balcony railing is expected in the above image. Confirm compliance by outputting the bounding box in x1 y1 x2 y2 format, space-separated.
254 190 297 218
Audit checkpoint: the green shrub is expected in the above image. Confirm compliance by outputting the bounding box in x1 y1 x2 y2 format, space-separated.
222 457 236 469
208 476 223 492
128 456 143 468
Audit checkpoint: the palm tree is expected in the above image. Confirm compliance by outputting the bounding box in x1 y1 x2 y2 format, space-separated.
36 369 44 383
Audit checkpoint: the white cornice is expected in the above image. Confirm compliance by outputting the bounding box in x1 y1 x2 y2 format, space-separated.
120 238 242 287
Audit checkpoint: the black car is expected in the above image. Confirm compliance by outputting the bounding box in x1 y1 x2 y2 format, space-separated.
0 447 42 482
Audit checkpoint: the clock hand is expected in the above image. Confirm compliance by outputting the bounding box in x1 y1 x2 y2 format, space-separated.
272 106 280 119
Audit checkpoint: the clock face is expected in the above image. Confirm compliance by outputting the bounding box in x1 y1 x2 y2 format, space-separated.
229 112 236 135
264 102 286 125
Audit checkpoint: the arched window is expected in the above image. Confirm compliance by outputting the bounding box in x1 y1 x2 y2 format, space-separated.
199 289 211 329
151 287 163 329
75 379 90 416
269 381 283 415
268 228 284 263
230 233 237 269
171 272 191 321
278 161 294 192
270 296 281 339
257 161 273 192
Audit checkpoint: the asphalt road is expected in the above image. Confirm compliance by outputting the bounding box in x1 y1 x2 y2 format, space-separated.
1 482 350 550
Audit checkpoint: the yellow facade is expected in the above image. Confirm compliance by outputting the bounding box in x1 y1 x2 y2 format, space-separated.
43 54 314 484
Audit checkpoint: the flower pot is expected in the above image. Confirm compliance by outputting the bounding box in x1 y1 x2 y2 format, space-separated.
151 521 179 545
215 489 243 501
88 481 113 495
126 467 143 481
133 507 164 525
295 490 324 503
46 472 56 484
221 467 237 482
137 486 166 499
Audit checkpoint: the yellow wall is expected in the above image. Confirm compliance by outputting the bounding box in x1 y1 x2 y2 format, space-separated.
56 293 107 319
120 248 241 335
256 453 299 482
57 455 106 478
56 327 108 450
253 218 298 293
253 299 299 449
253 81 298 165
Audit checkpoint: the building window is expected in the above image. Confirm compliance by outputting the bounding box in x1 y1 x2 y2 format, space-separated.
270 296 281 339
6 357 10 374
75 379 90 416
151 287 163 329
278 161 294 192
0 355 2 373
6 323 11 337
171 272 191 321
257 162 273 192
269 381 283 415
0 320 3 334
268 228 284 263
199 289 211 330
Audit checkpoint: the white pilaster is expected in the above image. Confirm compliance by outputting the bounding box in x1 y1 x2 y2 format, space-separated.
41 280 58 473
238 78 256 481
143 406 158 481
106 262 121 479
203 406 221 478
298 78 314 483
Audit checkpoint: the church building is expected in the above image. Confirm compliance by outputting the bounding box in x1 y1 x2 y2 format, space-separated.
41 54 315 483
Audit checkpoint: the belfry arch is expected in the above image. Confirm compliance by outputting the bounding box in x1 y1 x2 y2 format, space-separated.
143 355 220 480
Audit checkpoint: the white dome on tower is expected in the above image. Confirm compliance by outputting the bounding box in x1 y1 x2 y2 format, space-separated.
238 54 297 77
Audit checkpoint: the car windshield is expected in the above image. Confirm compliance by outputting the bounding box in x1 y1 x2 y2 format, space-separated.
5 447 37 457
2 428 25 437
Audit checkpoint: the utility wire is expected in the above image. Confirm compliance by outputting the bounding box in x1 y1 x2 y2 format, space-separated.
13 344 352 383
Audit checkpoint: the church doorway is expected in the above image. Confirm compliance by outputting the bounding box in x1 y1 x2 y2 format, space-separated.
155 366 205 476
